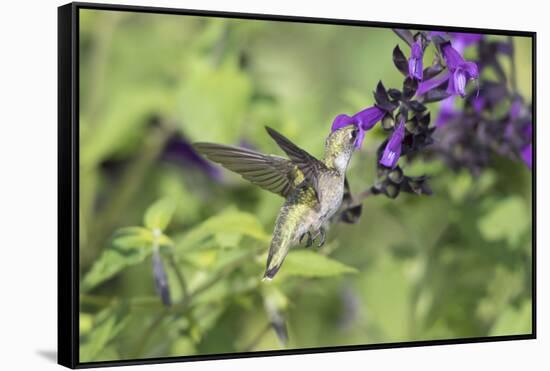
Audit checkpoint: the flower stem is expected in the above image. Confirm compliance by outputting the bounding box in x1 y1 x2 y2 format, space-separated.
167 254 189 300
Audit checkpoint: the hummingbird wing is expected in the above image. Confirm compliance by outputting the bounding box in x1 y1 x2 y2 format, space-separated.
192 142 303 197
265 126 327 201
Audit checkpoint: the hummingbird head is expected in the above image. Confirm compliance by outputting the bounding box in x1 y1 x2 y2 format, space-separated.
324 125 358 173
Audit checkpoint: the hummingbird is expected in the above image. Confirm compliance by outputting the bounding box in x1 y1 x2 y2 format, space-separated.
193 125 359 280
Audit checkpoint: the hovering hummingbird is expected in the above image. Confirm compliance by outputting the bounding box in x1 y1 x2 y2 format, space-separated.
193 125 359 280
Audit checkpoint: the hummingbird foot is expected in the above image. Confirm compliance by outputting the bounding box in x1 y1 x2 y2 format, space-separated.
317 227 326 247
300 232 314 248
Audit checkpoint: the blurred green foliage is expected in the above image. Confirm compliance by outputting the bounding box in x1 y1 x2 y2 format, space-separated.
78 9 533 363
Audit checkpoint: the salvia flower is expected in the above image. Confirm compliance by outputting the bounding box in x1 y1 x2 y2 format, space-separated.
472 96 486 113
163 134 222 180
331 105 385 148
408 39 424 80
430 32 483 53
380 117 406 168
520 121 533 169
441 42 479 97
521 142 532 169
415 41 479 99
416 75 449 96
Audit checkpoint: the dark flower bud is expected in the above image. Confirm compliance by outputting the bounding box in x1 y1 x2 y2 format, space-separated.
409 100 427 113
371 182 384 195
374 81 398 112
423 57 445 81
385 183 400 199
392 29 415 46
388 167 404 184
405 119 418 134
403 77 418 99
381 114 395 131
392 45 410 76
401 176 432 195
388 88 402 100
419 112 431 128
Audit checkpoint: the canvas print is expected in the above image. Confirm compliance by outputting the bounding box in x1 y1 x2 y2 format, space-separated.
77 7 534 364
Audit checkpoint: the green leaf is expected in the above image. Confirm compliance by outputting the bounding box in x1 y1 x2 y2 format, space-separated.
478 196 530 247
112 227 153 249
144 198 176 231
176 208 270 251
80 304 129 362
277 249 358 278
81 243 150 292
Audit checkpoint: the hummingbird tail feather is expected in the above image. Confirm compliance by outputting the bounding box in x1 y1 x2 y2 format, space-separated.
263 225 293 280
263 263 282 280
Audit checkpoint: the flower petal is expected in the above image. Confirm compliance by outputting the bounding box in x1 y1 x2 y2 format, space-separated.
452 33 483 46
472 96 485 113
461 61 479 79
451 70 467 97
441 42 465 71
521 143 532 169
411 41 423 59
353 106 385 131
509 99 522 120
354 127 366 149
409 57 423 80
331 114 354 132
451 33 483 52
416 73 450 96
408 40 424 80
380 119 406 168
429 31 447 39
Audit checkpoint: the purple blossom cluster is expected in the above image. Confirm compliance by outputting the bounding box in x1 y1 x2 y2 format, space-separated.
331 29 532 200
430 34 533 174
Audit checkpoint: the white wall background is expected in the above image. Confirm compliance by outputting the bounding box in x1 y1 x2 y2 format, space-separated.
0 0 547 369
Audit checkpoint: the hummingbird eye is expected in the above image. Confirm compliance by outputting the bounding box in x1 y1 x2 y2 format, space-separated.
350 128 358 141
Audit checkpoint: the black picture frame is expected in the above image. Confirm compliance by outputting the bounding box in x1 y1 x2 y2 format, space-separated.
58 2 537 368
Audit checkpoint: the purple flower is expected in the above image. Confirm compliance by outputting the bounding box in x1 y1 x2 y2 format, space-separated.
380 118 406 168
520 121 533 169
416 40 479 98
416 75 449 96
521 142 532 169
163 135 222 180
435 96 457 127
441 42 479 97
408 39 423 80
472 96 486 113
430 32 483 53
332 105 385 149
509 98 524 120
